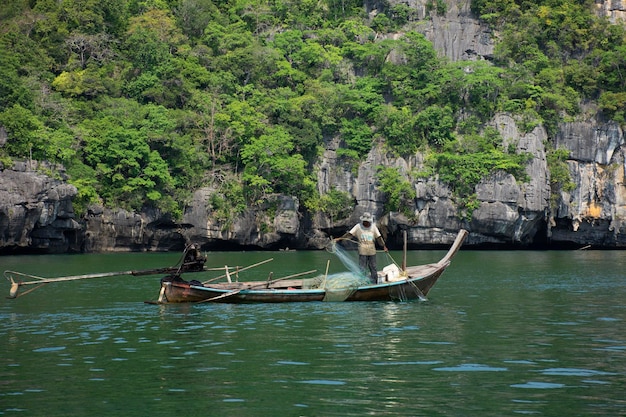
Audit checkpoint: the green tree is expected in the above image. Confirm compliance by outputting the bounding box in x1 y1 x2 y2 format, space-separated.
598 91 626 123
51 67 110 98
216 98 267 164
125 9 186 71
0 0 30 21
260 89 323 160
337 77 385 122
203 20 253 56
0 104 45 159
339 117 373 159
0 50 33 111
456 61 505 121
381 32 440 106
597 45 626 92
79 115 177 212
414 105 455 148
175 0 218 40
240 126 312 202
379 105 420 154
342 38 394 76
376 166 416 214
307 188 354 221
40 126 77 165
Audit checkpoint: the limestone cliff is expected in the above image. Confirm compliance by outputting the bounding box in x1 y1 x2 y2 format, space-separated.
4 110 626 252
2 0 626 253
368 0 495 62
552 120 626 246
0 162 81 253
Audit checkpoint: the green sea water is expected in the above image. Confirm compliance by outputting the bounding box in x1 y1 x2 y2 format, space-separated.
1 249 625 416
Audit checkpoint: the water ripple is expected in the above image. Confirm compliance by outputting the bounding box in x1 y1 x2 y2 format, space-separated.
433 363 508 372
539 368 616 377
372 360 442 366
32 346 66 353
298 379 346 385
511 381 565 389
276 360 309 365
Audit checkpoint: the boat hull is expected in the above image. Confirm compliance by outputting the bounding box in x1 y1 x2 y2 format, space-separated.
159 263 446 304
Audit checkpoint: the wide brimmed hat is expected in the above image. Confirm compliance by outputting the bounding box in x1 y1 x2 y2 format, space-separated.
360 212 373 222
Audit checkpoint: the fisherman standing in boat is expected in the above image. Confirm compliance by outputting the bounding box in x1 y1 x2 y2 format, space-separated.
335 212 388 284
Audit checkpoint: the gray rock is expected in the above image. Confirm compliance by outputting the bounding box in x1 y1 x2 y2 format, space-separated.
0 168 80 253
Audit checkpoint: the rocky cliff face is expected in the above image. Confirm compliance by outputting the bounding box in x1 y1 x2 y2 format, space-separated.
2 0 626 253
5 111 625 252
552 120 626 246
381 0 495 62
0 109 626 253
0 162 81 253
595 0 626 23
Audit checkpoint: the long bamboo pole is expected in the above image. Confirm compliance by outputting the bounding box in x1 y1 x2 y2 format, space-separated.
6 263 234 287
4 262 236 299
5 270 137 299
6 270 137 286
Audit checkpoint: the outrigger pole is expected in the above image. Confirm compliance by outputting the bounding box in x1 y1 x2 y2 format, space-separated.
5 270 138 298
4 264 235 299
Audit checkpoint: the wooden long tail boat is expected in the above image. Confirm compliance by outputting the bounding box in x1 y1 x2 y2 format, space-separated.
153 229 468 304
5 231 467 304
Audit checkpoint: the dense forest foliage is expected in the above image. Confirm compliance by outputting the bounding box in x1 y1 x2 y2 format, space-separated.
0 0 624 220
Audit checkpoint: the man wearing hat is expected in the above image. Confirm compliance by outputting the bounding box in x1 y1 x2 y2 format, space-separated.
336 212 388 283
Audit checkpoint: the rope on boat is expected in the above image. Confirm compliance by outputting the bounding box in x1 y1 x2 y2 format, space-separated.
407 281 428 302
384 251 402 272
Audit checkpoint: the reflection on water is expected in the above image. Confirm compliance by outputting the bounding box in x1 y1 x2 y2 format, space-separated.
1 250 625 416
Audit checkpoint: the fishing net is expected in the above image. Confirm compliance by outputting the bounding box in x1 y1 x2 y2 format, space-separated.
303 241 370 301
323 272 370 301
302 271 370 301
326 240 362 273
